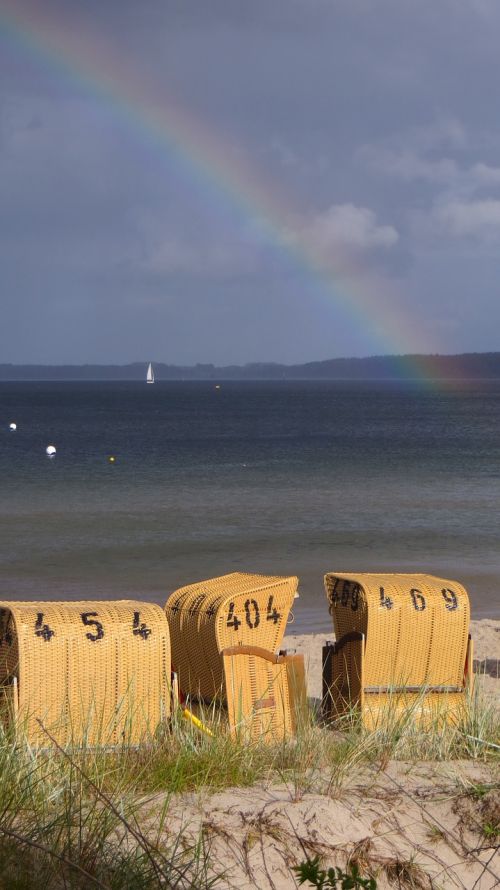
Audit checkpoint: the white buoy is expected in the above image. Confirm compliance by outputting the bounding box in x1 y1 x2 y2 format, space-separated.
46 444 56 457
9 422 17 431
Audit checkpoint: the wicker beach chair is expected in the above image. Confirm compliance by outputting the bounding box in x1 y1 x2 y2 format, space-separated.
165 572 298 700
322 573 473 729
0 601 171 747
222 646 307 742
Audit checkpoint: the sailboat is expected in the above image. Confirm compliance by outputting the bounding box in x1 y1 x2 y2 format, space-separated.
146 362 155 384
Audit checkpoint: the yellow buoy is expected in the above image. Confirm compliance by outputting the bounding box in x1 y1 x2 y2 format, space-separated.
108 455 116 463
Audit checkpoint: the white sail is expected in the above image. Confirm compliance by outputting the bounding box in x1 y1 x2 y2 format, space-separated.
147 362 155 384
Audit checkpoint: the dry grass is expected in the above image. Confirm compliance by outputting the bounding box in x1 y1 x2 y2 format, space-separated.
0 683 497 889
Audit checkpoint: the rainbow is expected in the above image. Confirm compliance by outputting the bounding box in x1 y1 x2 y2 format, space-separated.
0 0 448 375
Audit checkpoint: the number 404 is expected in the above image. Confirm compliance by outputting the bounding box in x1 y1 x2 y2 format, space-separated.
226 595 282 631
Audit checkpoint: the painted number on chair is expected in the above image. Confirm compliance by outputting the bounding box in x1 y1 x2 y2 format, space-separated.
226 597 281 631
34 612 55 641
442 588 458 611
81 612 104 642
379 588 394 610
331 579 362 611
340 581 350 607
188 595 205 616
132 611 152 639
244 598 260 629
266 595 282 624
330 579 340 606
350 584 360 611
410 589 426 611
226 602 242 631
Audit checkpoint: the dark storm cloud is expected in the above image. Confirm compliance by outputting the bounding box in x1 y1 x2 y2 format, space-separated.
1 0 500 363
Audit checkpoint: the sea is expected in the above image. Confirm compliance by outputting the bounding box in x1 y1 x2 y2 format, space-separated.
0 379 499 633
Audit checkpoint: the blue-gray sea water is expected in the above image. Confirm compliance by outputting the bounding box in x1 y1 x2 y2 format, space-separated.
0 380 499 632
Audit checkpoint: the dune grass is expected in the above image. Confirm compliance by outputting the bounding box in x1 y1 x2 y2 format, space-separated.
0 682 497 889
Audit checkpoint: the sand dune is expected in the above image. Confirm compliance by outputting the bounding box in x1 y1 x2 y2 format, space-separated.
152 760 499 889
148 622 499 889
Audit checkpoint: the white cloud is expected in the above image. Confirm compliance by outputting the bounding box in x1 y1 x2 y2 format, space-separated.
143 237 258 277
363 136 500 248
298 203 399 256
363 146 500 193
362 148 459 184
405 117 467 153
469 162 500 185
133 208 265 279
359 118 466 172
434 198 500 238
138 203 399 283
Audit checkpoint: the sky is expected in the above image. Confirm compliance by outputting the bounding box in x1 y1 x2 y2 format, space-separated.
1 0 500 365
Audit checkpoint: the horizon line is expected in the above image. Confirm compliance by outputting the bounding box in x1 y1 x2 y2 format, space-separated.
1 350 500 368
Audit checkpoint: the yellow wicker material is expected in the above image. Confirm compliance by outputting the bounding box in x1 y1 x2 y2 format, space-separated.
359 688 470 731
0 601 171 747
222 646 305 742
165 587 195 698
282 653 308 733
165 573 298 699
323 573 471 728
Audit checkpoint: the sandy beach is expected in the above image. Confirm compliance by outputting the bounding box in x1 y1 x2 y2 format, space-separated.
153 760 500 889
150 621 499 889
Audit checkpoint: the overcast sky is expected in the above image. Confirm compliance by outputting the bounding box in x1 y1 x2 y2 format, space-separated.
1 0 500 365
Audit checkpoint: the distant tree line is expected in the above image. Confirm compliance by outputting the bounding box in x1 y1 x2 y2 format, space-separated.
1 353 500 380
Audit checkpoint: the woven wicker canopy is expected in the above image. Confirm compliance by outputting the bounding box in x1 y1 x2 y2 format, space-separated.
0 600 171 746
165 572 298 700
323 572 472 728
